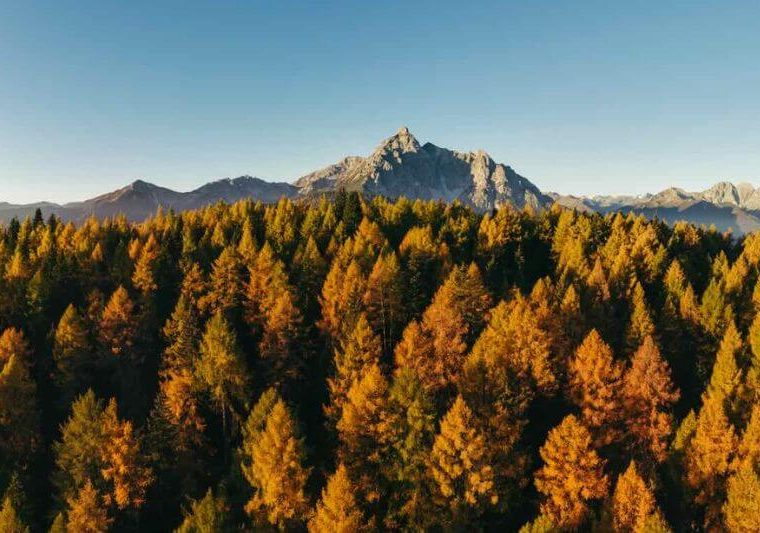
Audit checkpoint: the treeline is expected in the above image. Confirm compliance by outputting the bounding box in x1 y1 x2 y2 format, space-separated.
0 192 759 531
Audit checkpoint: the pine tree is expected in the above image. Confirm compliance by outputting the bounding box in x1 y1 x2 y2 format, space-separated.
612 461 657 532
625 281 656 352
176 488 228 533
53 304 95 405
98 285 138 358
463 297 555 416
99 399 153 510
258 289 305 387
723 463 760 533
195 312 249 442
0 496 29 533
244 400 310 528
383 368 437 529
518 514 557 533
54 390 108 504
320 259 367 344
707 320 743 410
244 242 290 333
534 415 609 530
363 252 404 358
622 336 680 462
429 396 497 527
65 480 111 533
159 295 204 449
49 513 66 533
0 345 39 480
308 464 368 533
199 247 245 316
326 313 381 422
569 329 624 447
735 404 760 473
394 284 470 397
336 363 391 505
685 392 737 522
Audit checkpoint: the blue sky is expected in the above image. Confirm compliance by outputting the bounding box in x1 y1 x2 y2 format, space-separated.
1 1 759 204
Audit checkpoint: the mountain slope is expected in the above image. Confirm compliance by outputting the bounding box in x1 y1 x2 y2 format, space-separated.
297 127 550 211
553 181 760 234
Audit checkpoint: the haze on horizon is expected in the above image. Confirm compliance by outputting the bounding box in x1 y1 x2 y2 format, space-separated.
1 1 759 205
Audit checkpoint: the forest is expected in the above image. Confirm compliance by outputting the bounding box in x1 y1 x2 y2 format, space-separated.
0 191 758 532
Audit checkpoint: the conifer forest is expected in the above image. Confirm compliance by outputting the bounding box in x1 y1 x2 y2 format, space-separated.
2 192 760 532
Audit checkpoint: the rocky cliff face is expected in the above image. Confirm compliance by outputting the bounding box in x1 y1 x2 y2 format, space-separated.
296 127 550 211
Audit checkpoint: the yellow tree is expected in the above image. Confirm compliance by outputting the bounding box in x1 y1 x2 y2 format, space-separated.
735 403 760 472
98 286 137 358
569 329 624 447
245 400 310 529
612 461 657 532
308 464 368 533
625 281 656 353
258 289 305 387
0 338 38 479
0 496 29 533
53 304 95 404
534 415 609 530
685 392 737 524
723 463 760 533
65 480 111 533
363 252 404 357
336 363 391 505
99 400 153 511
320 259 366 344
622 336 680 462
326 313 381 423
429 396 497 527
195 312 249 442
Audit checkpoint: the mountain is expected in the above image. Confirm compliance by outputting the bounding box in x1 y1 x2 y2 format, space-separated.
296 127 550 211
0 128 549 223
553 181 760 235
0 177 299 223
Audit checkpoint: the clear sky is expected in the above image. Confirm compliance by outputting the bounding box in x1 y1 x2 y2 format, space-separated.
1 1 759 204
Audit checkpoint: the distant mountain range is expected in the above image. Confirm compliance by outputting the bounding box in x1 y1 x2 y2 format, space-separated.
552 182 760 235
2 127 759 234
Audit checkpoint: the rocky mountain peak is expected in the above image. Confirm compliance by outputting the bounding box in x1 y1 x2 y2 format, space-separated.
377 126 420 154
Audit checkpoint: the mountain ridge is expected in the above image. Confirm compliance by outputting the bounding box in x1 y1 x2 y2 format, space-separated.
0 127 549 222
2 129 759 234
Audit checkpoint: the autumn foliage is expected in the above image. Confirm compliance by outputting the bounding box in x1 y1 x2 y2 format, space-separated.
0 196 757 530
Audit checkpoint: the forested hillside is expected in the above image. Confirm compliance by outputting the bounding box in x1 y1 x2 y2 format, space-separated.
1 192 759 532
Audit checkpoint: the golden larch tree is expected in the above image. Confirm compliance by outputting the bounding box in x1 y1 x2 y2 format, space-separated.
308 464 368 533
534 415 609 530
429 395 497 527
723 462 760 533
244 399 310 529
569 329 624 447
622 336 680 462
612 461 657 532
65 480 112 533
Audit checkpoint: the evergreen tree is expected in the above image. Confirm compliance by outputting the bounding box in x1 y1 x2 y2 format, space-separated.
429 396 497 528
244 400 310 529
722 463 760 533
195 312 249 443
308 464 368 533
569 329 624 447
175 488 229 533
0 496 29 533
622 336 680 463
534 415 609 530
612 461 657 532
65 480 111 533
53 304 95 405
